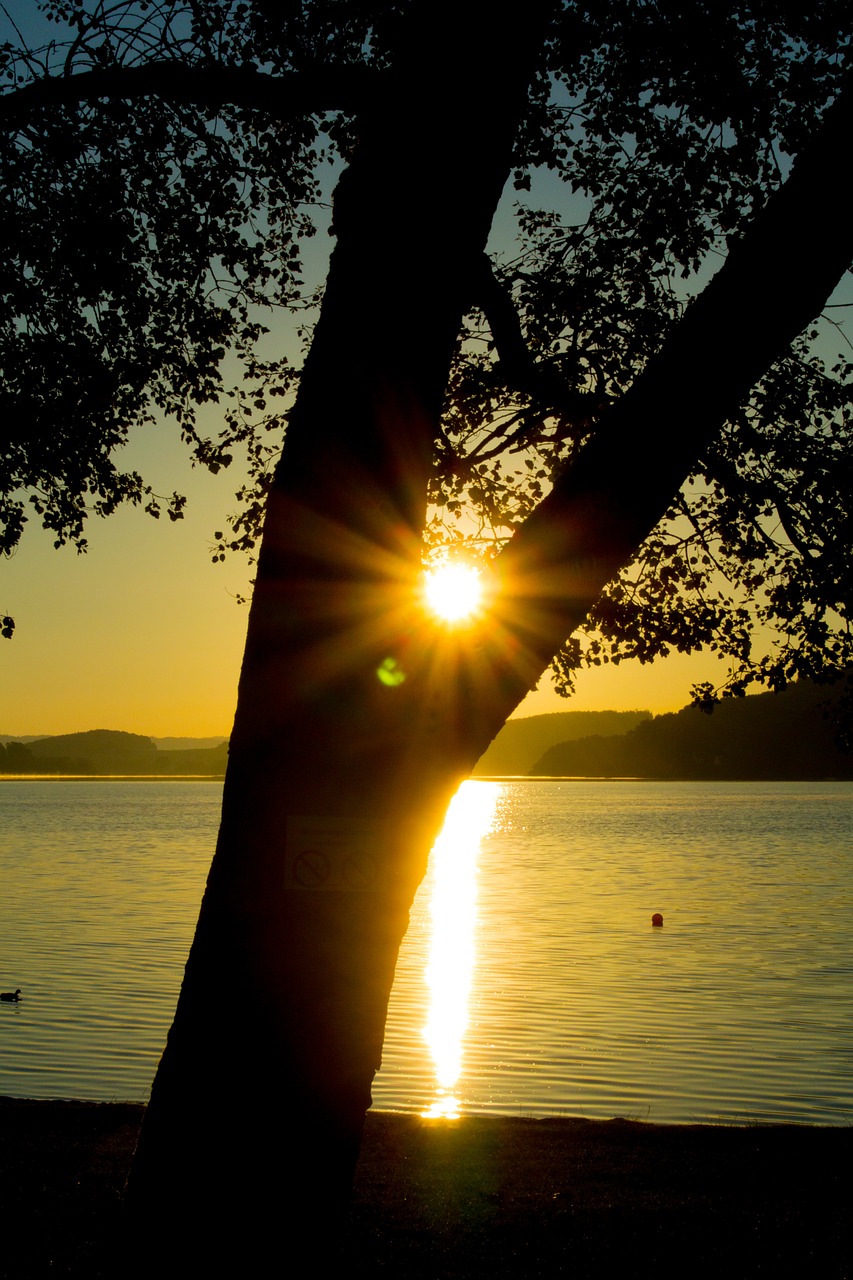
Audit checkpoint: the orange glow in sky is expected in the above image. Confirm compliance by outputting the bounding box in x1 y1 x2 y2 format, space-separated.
1 424 730 737
1 501 729 737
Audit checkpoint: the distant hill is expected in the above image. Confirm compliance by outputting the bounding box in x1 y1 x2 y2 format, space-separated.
7 686 849 780
531 681 853 779
472 710 651 776
155 743 228 774
25 729 157 773
3 717 650 777
0 734 229 750
0 729 227 775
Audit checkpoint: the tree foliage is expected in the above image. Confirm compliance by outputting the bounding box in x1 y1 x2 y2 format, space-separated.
0 1 324 553
1 0 851 704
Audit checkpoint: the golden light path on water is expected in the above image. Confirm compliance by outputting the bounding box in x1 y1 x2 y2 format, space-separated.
420 780 500 1119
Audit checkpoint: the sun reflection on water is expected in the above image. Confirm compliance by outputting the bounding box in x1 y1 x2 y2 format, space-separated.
421 780 500 1119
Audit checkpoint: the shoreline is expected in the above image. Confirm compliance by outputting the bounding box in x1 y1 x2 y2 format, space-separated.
2 1098 850 1277
4 773 853 783
0 773 226 781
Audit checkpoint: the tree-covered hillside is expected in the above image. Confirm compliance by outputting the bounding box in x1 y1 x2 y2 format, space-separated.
0 729 227 774
473 710 650 775
532 682 853 778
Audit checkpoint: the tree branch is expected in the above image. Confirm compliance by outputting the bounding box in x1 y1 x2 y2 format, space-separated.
0 60 381 125
481 66 853 730
472 253 607 425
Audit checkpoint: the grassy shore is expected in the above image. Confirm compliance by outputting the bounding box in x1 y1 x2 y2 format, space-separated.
1 1098 850 1277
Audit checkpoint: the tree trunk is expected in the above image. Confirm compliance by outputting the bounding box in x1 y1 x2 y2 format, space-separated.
125 6 547 1269
125 10 853 1260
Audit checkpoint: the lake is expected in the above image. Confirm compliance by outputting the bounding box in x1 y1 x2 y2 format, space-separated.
1 778 851 1124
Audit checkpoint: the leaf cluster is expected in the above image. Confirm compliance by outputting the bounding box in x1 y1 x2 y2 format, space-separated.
0 1 330 554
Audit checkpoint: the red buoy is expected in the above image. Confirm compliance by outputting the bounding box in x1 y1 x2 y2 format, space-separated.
651 913 663 927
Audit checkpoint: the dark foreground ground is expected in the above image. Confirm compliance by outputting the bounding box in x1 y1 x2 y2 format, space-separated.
1 1097 850 1278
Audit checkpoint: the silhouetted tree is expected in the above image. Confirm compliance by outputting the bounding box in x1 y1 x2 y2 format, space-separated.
2 2 852 1266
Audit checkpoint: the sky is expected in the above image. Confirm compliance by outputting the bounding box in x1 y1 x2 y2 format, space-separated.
1 462 728 737
0 302 730 737
0 5 790 738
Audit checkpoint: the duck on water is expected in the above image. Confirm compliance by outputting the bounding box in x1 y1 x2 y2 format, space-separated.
0 989 21 1002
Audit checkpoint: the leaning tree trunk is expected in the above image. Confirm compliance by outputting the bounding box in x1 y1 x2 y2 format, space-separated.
125 6 548 1270
126 10 853 1261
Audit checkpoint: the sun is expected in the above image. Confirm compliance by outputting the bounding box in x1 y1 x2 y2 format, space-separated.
423 562 484 623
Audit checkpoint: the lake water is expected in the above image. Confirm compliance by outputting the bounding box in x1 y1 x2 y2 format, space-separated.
1 778 851 1124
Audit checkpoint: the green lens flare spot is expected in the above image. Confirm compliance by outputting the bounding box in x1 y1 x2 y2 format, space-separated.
376 656 406 687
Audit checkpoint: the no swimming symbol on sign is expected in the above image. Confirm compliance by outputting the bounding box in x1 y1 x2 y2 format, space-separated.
284 816 387 892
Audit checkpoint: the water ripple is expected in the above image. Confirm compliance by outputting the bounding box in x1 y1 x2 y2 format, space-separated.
2 778 852 1122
